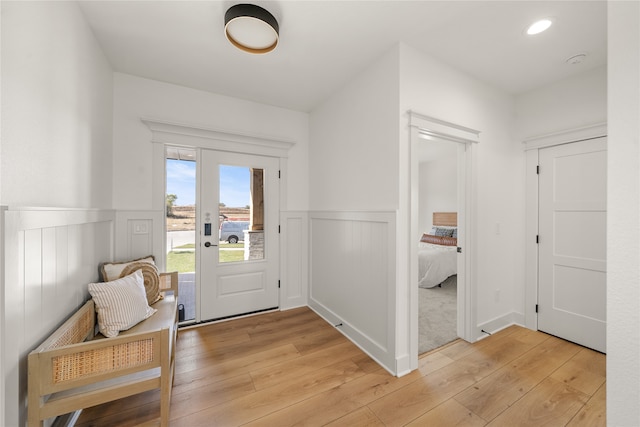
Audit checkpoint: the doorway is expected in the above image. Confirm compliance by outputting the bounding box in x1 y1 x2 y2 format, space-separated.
416 140 458 354
198 149 280 322
408 111 479 368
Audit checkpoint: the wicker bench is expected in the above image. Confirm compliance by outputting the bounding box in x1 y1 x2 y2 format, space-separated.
27 272 179 427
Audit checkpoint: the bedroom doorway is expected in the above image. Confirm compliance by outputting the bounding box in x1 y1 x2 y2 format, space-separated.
408 111 479 366
415 141 459 354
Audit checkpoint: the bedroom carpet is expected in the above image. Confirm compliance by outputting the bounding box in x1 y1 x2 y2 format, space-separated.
419 275 457 354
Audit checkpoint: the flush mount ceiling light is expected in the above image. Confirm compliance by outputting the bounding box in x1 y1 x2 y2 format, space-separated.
526 19 552 35
224 3 279 54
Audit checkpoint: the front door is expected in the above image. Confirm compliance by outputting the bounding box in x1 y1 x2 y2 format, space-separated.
538 137 607 352
199 149 280 321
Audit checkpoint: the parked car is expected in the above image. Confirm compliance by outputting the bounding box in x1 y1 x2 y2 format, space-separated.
219 221 249 244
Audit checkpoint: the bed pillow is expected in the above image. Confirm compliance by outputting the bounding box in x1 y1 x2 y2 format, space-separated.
429 227 455 237
88 270 157 338
100 256 161 305
420 233 457 246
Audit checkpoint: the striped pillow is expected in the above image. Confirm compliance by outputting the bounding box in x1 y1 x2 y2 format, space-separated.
88 270 157 338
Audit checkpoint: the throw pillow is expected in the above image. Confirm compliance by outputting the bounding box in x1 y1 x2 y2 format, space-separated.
88 270 157 338
100 256 161 305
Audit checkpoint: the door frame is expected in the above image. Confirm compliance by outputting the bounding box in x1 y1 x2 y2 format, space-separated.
143 119 294 321
523 122 607 331
407 111 479 371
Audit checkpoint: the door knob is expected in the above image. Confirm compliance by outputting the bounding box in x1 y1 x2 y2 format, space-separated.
204 241 212 247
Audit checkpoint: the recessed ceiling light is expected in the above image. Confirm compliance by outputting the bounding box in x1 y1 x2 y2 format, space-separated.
526 19 552 35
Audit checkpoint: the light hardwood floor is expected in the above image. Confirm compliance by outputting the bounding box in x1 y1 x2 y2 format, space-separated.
75 307 606 426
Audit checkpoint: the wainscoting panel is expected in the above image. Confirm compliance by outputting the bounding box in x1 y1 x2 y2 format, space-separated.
115 210 165 271
280 211 309 310
309 211 396 374
2 208 114 427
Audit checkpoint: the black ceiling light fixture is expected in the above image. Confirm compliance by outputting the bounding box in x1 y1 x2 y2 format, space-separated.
224 3 279 54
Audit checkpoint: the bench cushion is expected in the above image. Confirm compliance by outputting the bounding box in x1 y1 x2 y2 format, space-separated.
89 270 157 337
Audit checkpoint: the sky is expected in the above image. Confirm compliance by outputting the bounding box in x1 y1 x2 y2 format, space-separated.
166 159 250 207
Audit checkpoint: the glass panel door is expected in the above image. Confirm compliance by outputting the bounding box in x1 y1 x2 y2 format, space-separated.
199 149 279 321
165 147 196 323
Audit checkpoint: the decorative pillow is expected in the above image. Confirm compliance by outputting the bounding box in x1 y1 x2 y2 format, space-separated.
100 256 161 305
420 233 458 246
432 227 454 237
88 270 157 338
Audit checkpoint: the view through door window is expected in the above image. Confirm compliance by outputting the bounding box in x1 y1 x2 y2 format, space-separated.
166 149 196 323
219 165 265 263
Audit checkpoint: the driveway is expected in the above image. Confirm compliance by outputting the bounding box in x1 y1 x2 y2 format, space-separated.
167 230 195 252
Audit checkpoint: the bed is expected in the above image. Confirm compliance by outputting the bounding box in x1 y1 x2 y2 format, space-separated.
418 212 458 288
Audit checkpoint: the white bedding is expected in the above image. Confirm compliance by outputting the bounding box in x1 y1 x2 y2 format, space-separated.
418 242 457 288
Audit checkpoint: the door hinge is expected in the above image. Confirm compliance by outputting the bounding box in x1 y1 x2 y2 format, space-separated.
457 247 462 253
278 280 281 289
536 165 540 174
535 304 539 313
278 225 281 233
536 235 539 244
278 170 281 179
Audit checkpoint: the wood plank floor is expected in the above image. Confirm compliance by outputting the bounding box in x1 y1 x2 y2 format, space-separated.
75 307 606 426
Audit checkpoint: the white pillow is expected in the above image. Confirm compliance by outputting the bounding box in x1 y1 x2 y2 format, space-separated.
88 270 157 338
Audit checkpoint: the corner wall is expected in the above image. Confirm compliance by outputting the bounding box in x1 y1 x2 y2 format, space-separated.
607 1 640 424
308 46 401 373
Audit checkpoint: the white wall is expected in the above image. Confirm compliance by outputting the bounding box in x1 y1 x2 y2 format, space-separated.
607 1 640 425
1 1 113 209
515 65 606 140
308 47 400 373
399 43 522 335
112 73 309 212
309 46 400 211
1 3 114 425
417 142 457 235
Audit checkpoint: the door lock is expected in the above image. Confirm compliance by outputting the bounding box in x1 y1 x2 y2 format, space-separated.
204 241 217 248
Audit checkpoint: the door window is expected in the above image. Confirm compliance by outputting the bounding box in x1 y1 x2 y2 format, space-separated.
218 165 265 263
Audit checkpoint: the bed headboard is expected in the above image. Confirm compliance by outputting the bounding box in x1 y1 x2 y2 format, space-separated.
433 212 457 227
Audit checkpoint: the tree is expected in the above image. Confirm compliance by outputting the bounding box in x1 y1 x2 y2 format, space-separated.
166 194 178 217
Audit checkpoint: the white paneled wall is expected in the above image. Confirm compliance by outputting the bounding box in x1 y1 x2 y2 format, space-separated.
115 210 165 271
309 211 396 374
280 212 309 310
2 208 114 427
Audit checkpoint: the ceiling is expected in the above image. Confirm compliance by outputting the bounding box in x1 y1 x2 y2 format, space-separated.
78 1 607 113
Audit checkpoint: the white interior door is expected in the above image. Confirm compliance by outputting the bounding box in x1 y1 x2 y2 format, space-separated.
538 137 607 352
199 149 280 321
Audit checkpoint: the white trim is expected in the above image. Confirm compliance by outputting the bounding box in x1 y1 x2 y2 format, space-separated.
0 206 5 427
476 312 525 338
141 118 295 158
524 150 539 331
407 111 478 373
522 122 607 150
408 110 480 144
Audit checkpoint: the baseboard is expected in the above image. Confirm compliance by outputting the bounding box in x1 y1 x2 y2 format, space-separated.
395 354 412 377
476 311 526 340
308 299 397 376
